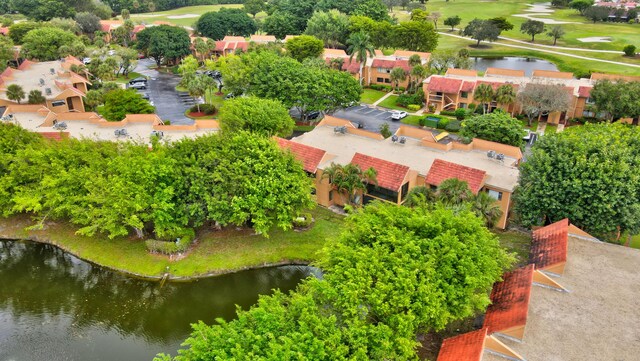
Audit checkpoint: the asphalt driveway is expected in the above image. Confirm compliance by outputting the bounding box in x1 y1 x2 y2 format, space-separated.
333 105 403 132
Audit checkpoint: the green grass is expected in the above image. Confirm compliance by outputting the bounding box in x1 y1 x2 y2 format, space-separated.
361 88 387 104
114 71 142 84
378 95 411 111
400 115 423 126
294 125 316 132
128 4 250 27
520 119 539 131
495 230 531 268
545 123 558 134
0 207 343 278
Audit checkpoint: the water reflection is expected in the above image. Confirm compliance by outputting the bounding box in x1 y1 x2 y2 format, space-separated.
0 240 317 361
472 56 559 76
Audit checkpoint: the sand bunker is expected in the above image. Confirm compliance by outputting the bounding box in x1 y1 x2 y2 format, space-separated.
577 36 612 43
167 14 199 19
513 3 579 24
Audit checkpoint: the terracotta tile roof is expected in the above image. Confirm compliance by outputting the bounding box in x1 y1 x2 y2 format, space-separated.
350 152 409 191
392 50 430 61
223 36 245 42
1 67 13 78
483 264 534 335
445 68 478 77
323 48 348 58
532 70 574 79
214 41 226 52
427 76 463 93
476 80 508 91
437 328 487 361
461 80 476 92
0 27 8 36
530 218 569 270
40 132 69 141
275 137 327 173
578 86 592 98
325 58 361 74
250 35 276 43
425 159 486 194
18 60 34 71
371 59 411 72
485 67 525 78
133 25 146 33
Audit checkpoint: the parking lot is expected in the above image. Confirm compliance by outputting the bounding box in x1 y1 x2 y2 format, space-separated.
333 105 405 132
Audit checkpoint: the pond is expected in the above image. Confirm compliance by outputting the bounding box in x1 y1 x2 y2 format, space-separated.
0 240 319 361
471 57 559 76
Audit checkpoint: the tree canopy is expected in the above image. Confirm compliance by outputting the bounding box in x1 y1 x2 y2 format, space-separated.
515 123 640 240
392 21 439 52
285 35 324 62
8 22 41 44
520 19 545 42
463 18 501 46
304 9 350 48
218 96 295 137
590 79 640 120
0 36 14 72
21 27 83 61
136 25 192 66
517 83 572 125
100 89 155 121
461 111 526 148
196 8 257 40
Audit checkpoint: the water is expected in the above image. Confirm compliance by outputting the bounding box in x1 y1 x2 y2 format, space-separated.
472 57 559 76
0 240 318 361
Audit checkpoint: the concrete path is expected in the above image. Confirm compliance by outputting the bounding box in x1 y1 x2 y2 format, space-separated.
557 123 565 132
536 122 547 135
373 92 393 106
497 36 622 54
439 32 640 69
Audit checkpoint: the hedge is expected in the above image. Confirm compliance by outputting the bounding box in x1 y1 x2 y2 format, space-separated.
145 231 195 255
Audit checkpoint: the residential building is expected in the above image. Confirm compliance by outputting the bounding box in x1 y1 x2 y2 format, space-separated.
249 34 277 43
213 36 249 57
323 49 361 80
278 116 521 229
365 50 430 88
0 56 90 112
424 68 598 124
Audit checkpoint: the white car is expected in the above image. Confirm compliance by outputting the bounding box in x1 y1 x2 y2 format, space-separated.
391 111 408 121
82 57 91 64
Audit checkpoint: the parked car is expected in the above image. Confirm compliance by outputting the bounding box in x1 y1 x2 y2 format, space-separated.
129 77 148 85
82 57 91 65
127 82 147 90
224 92 236 100
391 111 408 121
141 93 150 100
107 50 116 56
307 111 321 120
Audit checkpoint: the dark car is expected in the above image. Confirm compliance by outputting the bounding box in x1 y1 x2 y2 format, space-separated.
224 92 236 100
306 111 321 120
128 77 148 85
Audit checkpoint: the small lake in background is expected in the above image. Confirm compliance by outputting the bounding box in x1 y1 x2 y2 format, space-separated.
471 57 560 76
0 240 318 361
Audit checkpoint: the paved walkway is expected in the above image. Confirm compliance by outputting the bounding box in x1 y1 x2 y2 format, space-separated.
536 121 547 135
496 36 622 54
438 32 640 69
372 92 393 106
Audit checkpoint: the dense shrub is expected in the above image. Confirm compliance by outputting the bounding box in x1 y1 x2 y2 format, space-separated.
189 103 216 115
445 120 462 132
397 90 424 107
454 108 467 120
623 44 636 57
145 231 195 255
407 104 421 111
439 110 456 116
369 84 392 92
292 213 313 228
436 118 451 129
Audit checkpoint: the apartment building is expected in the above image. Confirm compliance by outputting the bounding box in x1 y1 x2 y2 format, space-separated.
277 116 521 229
0 56 90 113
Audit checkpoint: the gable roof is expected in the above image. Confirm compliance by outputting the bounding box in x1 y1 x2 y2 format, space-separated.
371 59 411 72
325 58 361 74
350 152 409 191
532 70 573 79
250 34 276 43
275 137 327 173
530 218 569 271
40 132 70 141
578 86 592 98
437 328 487 361
483 264 534 335
222 36 245 42
425 159 486 194
323 48 348 58
445 68 478 77
0 27 8 36
485 67 525 78
392 50 431 61
461 80 476 93
427 77 463 93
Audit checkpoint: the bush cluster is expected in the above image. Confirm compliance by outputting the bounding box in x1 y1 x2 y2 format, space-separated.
145 231 195 255
369 84 392 92
397 89 424 107
292 213 313 228
189 103 216 115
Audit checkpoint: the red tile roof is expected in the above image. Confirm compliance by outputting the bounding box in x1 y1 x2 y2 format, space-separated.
325 58 361 74
437 328 487 361
0 27 8 36
350 152 409 191
427 77 463 94
371 59 411 72
530 218 569 270
476 80 508 91
214 41 226 52
18 60 34 71
483 264 534 335
275 137 326 173
425 159 486 194
578 86 592 98
461 80 476 93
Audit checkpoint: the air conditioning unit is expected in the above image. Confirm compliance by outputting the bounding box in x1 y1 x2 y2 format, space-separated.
39 78 45 86
391 135 399 142
45 88 52 95
333 126 347 134
496 153 505 161
399 136 406 144
487 150 496 158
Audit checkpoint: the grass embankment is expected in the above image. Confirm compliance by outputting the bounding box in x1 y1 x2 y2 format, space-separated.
0 207 343 279
114 72 143 84
360 88 387 104
128 4 254 27
378 95 410 111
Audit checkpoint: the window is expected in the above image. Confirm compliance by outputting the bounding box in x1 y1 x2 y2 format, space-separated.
583 110 595 118
384 78 391 84
586 97 595 105
329 190 333 202
377 77 385 83
51 100 66 107
460 91 468 98
366 183 398 203
436 92 443 96
458 103 467 109
400 182 410 201
487 189 503 201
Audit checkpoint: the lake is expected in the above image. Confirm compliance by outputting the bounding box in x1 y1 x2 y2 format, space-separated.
0 240 318 361
471 57 559 76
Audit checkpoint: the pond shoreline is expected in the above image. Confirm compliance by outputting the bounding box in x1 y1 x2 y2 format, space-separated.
0 215 319 282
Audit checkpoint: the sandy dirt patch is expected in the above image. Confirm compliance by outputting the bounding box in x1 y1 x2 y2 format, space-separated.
167 14 199 19
577 36 612 42
514 3 579 24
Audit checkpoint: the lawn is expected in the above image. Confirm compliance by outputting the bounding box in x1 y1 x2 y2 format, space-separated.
128 4 248 27
361 88 387 104
520 119 539 131
545 123 558 134
495 230 531 268
0 207 343 278
400 115 423 126
114 71 143 84
378 95 411 111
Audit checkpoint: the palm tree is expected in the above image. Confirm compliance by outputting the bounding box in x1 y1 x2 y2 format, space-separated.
28 90 46 104
409 65 428 94
322 163 377 206
403 186 436 207
471 192 503 228
347 31 375 86
6 84 25 104
390 67 407 93
473 83 494 114
436 178 473 206
495 84 517 115
330 57 344 71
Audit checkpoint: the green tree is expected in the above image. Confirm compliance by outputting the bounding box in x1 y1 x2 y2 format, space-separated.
244 0 264 18
391 21 439 52
75 12 101 38
403 185 436 207
196 8 257 40
437 178 473 205
305 9 350 48
262 11 300 39
472 191 503 228
463 18 501 47
8 22 41 44
520 19 545 42
285 35 324 62
346 31 375 86
348 15 393 48
21 27 80 61
517 83 572 126
390 66 407 92
219 96 294 137
322 163 377 206
27 89 45 104
584 6 610 23
100 89 155 121
178 55 199 76
121 9 130 20
29 0 75 21
6 84 25 104
547 25 565 46
428 50 472 74
115 46 139 78
515 123 640 240
136 25 192 67
590 80 640 120
461 111 526 148
489 17 514 31
473 83 494 114
443 15 461 31
181 74 215 113
569 0 594 15
495 84 517 114
0 36 14 72
623 45 636 57
83 89 104 111
112 19 135 47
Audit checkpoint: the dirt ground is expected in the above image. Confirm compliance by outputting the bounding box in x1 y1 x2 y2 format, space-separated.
483 237 640 361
